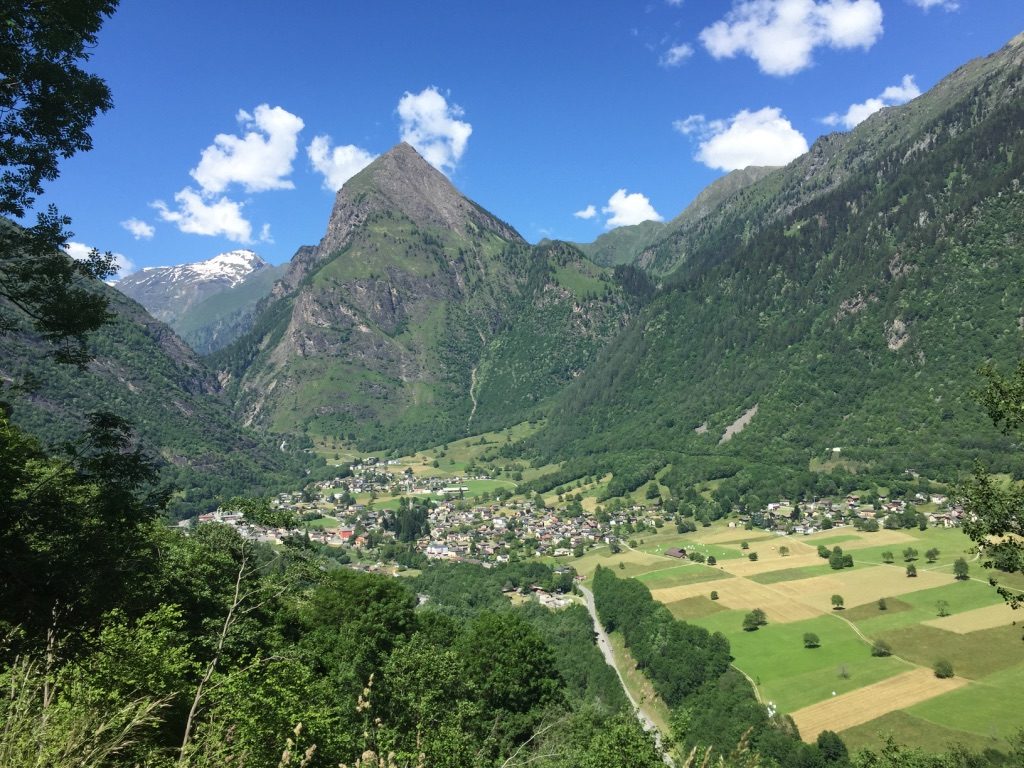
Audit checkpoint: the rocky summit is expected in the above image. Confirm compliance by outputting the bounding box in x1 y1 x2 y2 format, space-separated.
213 143 641 453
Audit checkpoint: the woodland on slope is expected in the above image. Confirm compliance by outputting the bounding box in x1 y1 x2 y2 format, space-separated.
514 33 1024 509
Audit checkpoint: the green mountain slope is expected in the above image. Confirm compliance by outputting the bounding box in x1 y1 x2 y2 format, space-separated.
1 280 319 514
574 220 666 267
575 166 777 271
174 262 287 354
214 144 640 453
520 33 1024 502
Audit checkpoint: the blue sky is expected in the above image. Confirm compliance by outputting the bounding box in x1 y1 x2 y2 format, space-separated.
37 0 1024 275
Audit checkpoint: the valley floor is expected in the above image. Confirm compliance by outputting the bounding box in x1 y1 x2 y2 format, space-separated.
569 524 1024 751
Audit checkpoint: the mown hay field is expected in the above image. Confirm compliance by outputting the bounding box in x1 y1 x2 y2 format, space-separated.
790 668 967 741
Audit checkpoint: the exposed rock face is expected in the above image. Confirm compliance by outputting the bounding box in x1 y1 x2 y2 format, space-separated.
221 144 635 450
276 143 524 295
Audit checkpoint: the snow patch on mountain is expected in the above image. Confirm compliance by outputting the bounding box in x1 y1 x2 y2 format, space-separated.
132 250 267 288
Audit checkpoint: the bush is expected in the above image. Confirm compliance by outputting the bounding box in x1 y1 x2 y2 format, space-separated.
742 608 768 631
871 640 892 657
906 564 917 577
877 597 887 611
934 659 954 678
710 590 719 600
803 632 820 648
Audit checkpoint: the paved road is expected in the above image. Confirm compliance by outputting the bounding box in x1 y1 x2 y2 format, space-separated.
579 585 671 761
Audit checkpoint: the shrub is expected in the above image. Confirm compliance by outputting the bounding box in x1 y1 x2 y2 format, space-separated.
803 632 821 648
934 659 954 678
871 640 892 657
710 590 719 600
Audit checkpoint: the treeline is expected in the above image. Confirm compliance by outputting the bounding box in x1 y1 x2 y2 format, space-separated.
412 561 628 714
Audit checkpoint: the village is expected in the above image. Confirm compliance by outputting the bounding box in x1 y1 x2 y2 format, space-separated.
192 456 967 570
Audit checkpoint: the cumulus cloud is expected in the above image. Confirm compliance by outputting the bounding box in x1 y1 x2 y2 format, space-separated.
909 0 957 10
675 107 808 170
823 74 920 129
152 187 253 243
700 0 884 76
602 190 663 229
398 87 472 173
661 43 694 67
190 104 304 195
307 135 377 191
574 205 597 220
64 241 135 280
120 218 154 240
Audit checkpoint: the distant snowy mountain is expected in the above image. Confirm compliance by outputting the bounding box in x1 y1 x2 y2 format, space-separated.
116 249 271 325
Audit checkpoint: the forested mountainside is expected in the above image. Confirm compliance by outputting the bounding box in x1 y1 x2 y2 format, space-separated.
517 33 1024 505
212 144 645 454
576 165 777 271
1 280 319 515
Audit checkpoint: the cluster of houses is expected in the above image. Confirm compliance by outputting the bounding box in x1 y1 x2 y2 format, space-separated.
419 499 633 563
190 455 968 569
750 493 965 535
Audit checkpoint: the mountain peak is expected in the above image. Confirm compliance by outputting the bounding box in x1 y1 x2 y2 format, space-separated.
308 142 523 267
116 249 270 325
345 142 464 218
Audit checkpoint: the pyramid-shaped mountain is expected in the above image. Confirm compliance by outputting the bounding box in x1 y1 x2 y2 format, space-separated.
214 144 644 453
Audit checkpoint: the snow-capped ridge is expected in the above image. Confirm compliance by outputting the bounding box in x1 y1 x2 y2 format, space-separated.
125 250 267 290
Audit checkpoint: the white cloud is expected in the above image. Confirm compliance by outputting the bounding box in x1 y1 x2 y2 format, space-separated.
307 135 377 191
909 0 958 10
823 74 920 128
673 114 711 136
64 241 136 280
152 187 254 243
661 43 694 67
397 87 472 173
259 223 273 244
675 107 808 170
602 190 663 229
574 205 597 220
700 0 883 76
190 104 304 195
120 218 154 240
880 74 921 102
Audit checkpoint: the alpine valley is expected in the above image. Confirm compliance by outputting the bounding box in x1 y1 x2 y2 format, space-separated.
8 6 1024 767
23 31 1018 516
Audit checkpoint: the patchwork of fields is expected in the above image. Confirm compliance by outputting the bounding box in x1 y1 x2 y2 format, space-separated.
572 523 1024 752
